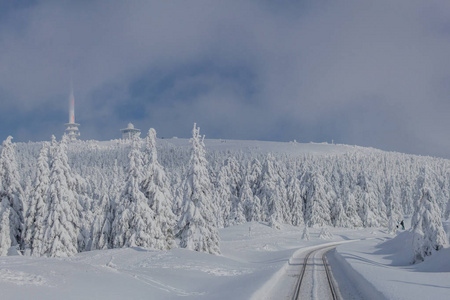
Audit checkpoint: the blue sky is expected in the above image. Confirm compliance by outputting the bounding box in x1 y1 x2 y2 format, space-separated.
1 0 450 158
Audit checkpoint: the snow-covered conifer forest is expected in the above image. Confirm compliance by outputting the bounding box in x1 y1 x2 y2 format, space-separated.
0 124 448 260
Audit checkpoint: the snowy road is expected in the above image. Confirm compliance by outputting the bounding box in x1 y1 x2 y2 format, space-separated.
292 244 341 300
261 240 351 300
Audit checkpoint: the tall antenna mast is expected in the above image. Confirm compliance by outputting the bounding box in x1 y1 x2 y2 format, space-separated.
64 78 80 140
69 79 75 123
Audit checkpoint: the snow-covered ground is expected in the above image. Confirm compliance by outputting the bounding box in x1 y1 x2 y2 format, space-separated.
0 222 392 300
163 138 367 155
76 137 370 156
1 220 449 299
332 221 450 300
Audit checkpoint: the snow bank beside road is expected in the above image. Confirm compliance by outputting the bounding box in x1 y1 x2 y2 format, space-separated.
334 232 450 300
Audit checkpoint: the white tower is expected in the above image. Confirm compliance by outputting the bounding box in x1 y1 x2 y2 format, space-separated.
64 82 80 140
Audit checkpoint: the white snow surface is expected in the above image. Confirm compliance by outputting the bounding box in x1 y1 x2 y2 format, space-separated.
1 221 449 299
0 222 386 300
333 221 450 300
163 138 364 155
85 137 368 156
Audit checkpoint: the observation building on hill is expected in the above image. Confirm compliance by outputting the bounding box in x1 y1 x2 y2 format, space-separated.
121 123 141 139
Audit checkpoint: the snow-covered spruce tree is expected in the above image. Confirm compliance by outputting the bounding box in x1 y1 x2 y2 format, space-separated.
107 159 122 234
76 177 94 253
332 198 351 228
277 161 290 224
248 158 262 195
110 159 124 205
67 140 93 253
86 171 113 251
214 164 232 228
319 227 333 239
387 201 398 235
301 226 310 241
23 143 50 256
0 205 11 256
177 124 220 255
41 136 80 257
22 176 32 212
445 199 450 221
413 167 432 213
386 182 402 234
241 175 261 222
435 175 450 216
90 193 113 250
215 157 244 227
171 170 184 218
411 187 447 263
112 137 157 249
343 190 363 228
224 157 242 226
286 176 304 226
356 172 386 227
228 193 246 226
141 128 176 250
258 154 286 228
304 172 332 228
0 136 25 254
212 157 242 227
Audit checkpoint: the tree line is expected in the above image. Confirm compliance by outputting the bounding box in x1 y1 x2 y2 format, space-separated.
0 124 448 260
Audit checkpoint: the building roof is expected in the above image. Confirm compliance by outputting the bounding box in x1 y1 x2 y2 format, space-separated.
120 122 140 132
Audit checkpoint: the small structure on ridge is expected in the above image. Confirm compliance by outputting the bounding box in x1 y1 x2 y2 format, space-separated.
121 123 141 140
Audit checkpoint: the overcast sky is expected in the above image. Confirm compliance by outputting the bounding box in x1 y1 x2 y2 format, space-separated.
1 0 450 158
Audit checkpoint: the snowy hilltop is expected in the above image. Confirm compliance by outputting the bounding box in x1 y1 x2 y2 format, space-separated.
0 124 449 262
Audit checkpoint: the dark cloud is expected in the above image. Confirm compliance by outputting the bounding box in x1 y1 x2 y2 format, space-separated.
1 0 450 158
